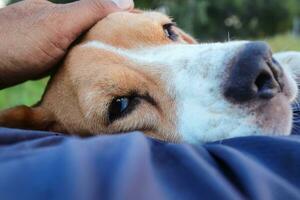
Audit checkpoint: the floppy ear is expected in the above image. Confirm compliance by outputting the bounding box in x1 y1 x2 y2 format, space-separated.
175 27 198 44
0 105 56 131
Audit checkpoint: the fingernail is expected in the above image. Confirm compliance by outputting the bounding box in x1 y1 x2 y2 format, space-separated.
111 0 133 9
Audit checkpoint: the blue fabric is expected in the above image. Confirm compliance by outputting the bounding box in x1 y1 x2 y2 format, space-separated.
0 128 300 200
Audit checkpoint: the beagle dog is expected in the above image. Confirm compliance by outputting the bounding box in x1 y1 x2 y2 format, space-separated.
1 10 300 143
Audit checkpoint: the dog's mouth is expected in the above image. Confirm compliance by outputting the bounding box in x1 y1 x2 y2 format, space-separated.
255 62 298 136
221 42 298 137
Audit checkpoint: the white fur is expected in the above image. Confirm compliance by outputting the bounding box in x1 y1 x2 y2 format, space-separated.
82 41 298 143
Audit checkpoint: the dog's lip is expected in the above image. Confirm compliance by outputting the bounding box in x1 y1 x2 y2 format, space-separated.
282 75 298 103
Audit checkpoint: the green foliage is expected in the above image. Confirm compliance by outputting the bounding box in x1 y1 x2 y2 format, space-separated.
0 79 48 109
7 0 300 39
265 33 300 52
136 0 300 40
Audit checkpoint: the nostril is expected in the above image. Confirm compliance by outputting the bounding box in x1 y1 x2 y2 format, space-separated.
255 71 278 99
255 72 271 90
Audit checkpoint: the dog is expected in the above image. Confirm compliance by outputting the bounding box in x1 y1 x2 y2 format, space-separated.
1 10 300 143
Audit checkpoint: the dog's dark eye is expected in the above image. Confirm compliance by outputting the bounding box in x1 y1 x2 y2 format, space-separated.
108 96 140 123
163 23 178 41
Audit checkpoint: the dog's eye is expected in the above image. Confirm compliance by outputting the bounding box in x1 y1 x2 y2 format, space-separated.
163 23 178 41
108 96 140 123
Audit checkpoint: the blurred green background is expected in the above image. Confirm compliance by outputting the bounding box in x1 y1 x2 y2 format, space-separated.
1 0 300 109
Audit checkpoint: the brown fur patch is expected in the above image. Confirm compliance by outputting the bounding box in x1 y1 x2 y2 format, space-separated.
0 106 55 130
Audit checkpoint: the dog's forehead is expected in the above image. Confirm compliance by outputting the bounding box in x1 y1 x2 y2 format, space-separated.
137 11 172 23
82 11 174 49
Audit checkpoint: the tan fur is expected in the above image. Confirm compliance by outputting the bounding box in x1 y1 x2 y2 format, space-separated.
0 106 55 130
0 11 197 142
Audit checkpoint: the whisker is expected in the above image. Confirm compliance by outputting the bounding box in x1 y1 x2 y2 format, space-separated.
227 32 231 42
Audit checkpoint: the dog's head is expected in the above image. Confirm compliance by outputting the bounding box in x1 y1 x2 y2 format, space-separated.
1 11 299 143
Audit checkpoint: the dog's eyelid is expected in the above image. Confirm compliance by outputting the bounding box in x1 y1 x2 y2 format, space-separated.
112 91 157 105
164 18 177 25
171 20 177 26
162 22 175 28
141 93 158 107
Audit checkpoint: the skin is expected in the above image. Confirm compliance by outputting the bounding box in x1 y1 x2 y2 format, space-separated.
0 0 134 89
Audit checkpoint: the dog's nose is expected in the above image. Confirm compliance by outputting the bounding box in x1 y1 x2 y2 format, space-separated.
224 42 284 103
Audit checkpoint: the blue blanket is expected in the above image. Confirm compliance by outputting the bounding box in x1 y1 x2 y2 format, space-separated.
1 111 300 200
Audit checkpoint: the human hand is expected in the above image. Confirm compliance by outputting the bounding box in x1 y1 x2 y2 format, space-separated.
0 0 134 89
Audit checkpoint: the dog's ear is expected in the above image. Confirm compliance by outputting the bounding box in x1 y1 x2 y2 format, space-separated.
175 27 198 44
0 105 56 131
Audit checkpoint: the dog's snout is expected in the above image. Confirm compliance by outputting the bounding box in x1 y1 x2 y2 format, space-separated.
224 42 284 103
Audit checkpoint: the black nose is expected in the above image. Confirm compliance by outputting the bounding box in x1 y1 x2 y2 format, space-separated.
224 42 284 103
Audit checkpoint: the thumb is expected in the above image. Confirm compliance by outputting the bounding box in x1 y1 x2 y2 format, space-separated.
57 0 134 43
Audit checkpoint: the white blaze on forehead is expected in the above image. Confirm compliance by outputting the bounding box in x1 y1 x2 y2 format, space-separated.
82 40 265 143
